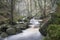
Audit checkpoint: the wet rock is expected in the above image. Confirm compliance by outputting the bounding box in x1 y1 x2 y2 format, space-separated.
14 25 22 33
0 25 8 32
16 27 22 33
20 24 27 30
1 27 7 32
39 28 47 36
0 32 8 38
6 28 16 35
24 19 29 22
0 21 5 25
24 22 29 28
0 31 2 34
0 24 7 28
20 23 29 30
7 25 12 28
0 26 1 30
9 21 17 25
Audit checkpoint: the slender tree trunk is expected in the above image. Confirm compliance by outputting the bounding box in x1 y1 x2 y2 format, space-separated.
43 0 46 18
11 0 14 24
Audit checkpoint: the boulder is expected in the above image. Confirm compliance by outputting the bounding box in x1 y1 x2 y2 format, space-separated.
0 25 8 32
20 24 26 30
6 28 16 35
0 31 2 34
7 25 12 28
16 27 22 33
0 32 8 38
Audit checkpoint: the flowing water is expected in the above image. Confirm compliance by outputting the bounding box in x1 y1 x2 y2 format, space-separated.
3 18 44 40
3 28 44 40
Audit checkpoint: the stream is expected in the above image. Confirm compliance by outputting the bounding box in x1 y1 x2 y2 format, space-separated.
3 18 44 40
3 28 44 40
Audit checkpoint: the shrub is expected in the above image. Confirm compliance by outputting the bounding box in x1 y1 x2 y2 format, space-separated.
44 24 60 40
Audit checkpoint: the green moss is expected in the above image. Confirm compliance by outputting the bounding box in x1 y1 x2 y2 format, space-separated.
44 2 60 40
0 32 8 38
47 25 60 40
6 28 16 35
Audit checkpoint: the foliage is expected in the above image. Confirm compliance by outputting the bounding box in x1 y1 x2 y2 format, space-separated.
0 0 17 22
44 1 60 40
45 24 60 40
56 0 60 6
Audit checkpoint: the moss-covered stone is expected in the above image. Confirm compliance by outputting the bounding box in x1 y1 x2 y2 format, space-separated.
16 27 22 33
0 31 2 34
6 28 16 35
20 24 27 30
7 25 12 28
0 25 8 32
0 32 8 38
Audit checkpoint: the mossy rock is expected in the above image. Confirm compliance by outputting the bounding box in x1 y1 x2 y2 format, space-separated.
0 25 8 32
24 22 29 28
16 27 22 33
44 24 60 40
20 24 27 30
0 32 8 38
14 25 22 33
0 26 1 30
0 21 5 25
24 19 29 22
6 28 16 35
0 24 7 27
0 31 2 34
7 25 12 28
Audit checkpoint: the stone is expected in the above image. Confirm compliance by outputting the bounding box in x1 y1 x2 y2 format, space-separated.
0 32 8 38
16 27 22 33
6 28 16 35
0 31 2 34
7 25 11 28
0 25 8 32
